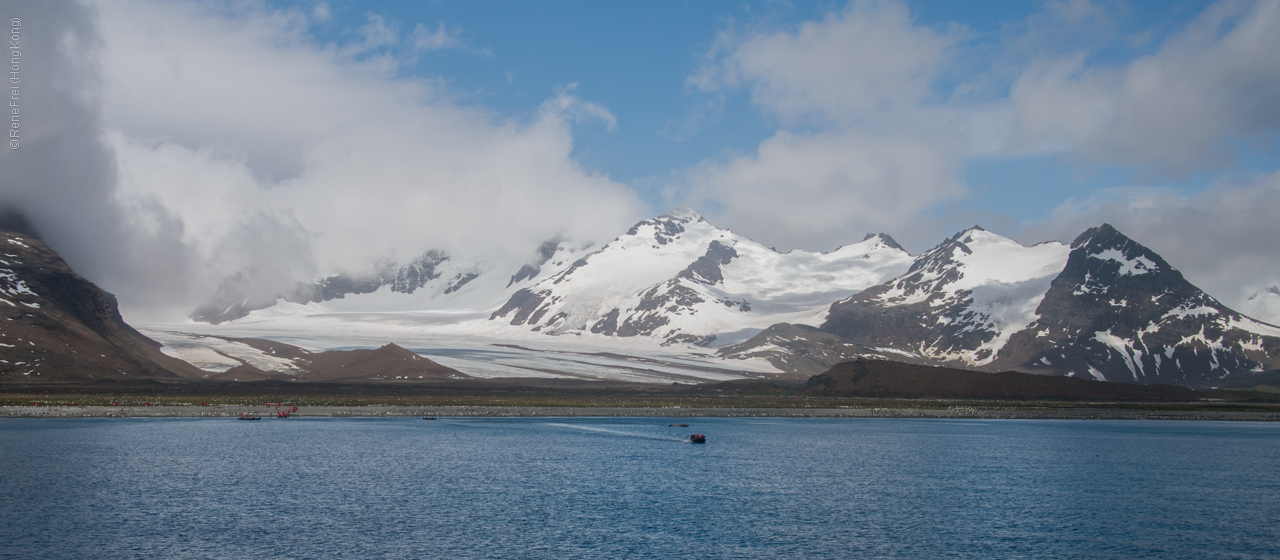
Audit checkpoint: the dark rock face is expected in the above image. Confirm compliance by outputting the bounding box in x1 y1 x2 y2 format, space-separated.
444 272 480 294
508 239 562 287
0 231 204 382
627 215 687 245
589 308 620 334
494 213 750 342
821 227 1004 361
861 233 905 253
990 224 1279 385
678 241 738 285
553 257 591 285
720 224 1280 387
390 250 448 293
585 241 739 339
192 248 470 323
299 272 386 303
798 224 1280 387
490 288 550 325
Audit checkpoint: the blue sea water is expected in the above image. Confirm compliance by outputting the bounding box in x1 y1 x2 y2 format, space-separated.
1 417 1278 559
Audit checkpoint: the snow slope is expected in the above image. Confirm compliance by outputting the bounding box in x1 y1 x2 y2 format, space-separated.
1241 286 1280 326
821 227 1071 366
168 215 1280 387
490 211 913 345
807 224 1280 385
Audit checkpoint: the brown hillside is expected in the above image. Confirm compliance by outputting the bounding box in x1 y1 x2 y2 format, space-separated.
206 364 288 382
803 359 1202 401
0 231 204 382
301 343 462 381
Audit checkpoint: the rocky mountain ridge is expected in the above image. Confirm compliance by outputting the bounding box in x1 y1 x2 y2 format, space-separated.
722 224 1280 386
183 211 1280 388
490 211 913 346
0 230 205 382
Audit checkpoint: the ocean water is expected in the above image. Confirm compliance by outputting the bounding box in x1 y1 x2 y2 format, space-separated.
1 417 1277 559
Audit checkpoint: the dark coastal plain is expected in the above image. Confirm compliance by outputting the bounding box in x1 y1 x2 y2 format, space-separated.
5 360 1280 421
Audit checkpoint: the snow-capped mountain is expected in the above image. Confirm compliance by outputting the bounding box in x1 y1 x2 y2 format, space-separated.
723 224 1280 386
490 211 914 345
1241 286 1280 326
991 224 1280 385
821 226 1071 365
191 240 594 323
183 212 1280 387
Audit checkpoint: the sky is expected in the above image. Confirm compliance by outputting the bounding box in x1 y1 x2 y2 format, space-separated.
1 0 1279 321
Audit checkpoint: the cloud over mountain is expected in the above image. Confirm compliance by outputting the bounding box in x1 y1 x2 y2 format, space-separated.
1 0 646 320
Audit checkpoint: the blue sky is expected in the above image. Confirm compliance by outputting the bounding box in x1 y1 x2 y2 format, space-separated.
3 0 1279 316
267 0 1275 228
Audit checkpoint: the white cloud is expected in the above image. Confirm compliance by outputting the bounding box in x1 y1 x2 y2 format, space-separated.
692 0 954 127
410 22 463 52
70 0 644 319
682 0 964 251
7 0 1280 324
312 3 331 22
542 84 617 132
1011 0 1280 173
1017 172 1280 312
355 14 398 52
686 129 966 251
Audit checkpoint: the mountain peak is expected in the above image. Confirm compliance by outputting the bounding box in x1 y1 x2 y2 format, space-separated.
1070 223 1122 248
660 208 704 222
861 233 906 253
948 225 987 242
1067 223 1174 280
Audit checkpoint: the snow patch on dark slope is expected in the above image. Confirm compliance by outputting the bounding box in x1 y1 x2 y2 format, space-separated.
725 224 1280 386
180 210 1280 388
990 224 1280 385
0 231 204 381
820 226 1071 366
490 211 914 346
508 238 564 287
191 240 587 323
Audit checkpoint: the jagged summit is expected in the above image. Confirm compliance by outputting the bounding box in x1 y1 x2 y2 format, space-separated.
860 233 905 253
948 225 987 242
995 222 1280 385
821 227 1071 366
491 213 913 344
723 223 1280 386
661 207 704 221
176 213 1280 388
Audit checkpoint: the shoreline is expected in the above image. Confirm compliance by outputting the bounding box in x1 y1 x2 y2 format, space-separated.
4 404 1280 421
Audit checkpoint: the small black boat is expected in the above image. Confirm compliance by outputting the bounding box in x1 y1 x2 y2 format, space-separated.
423 416 437 420
670 423 689 427
689 434 706 444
